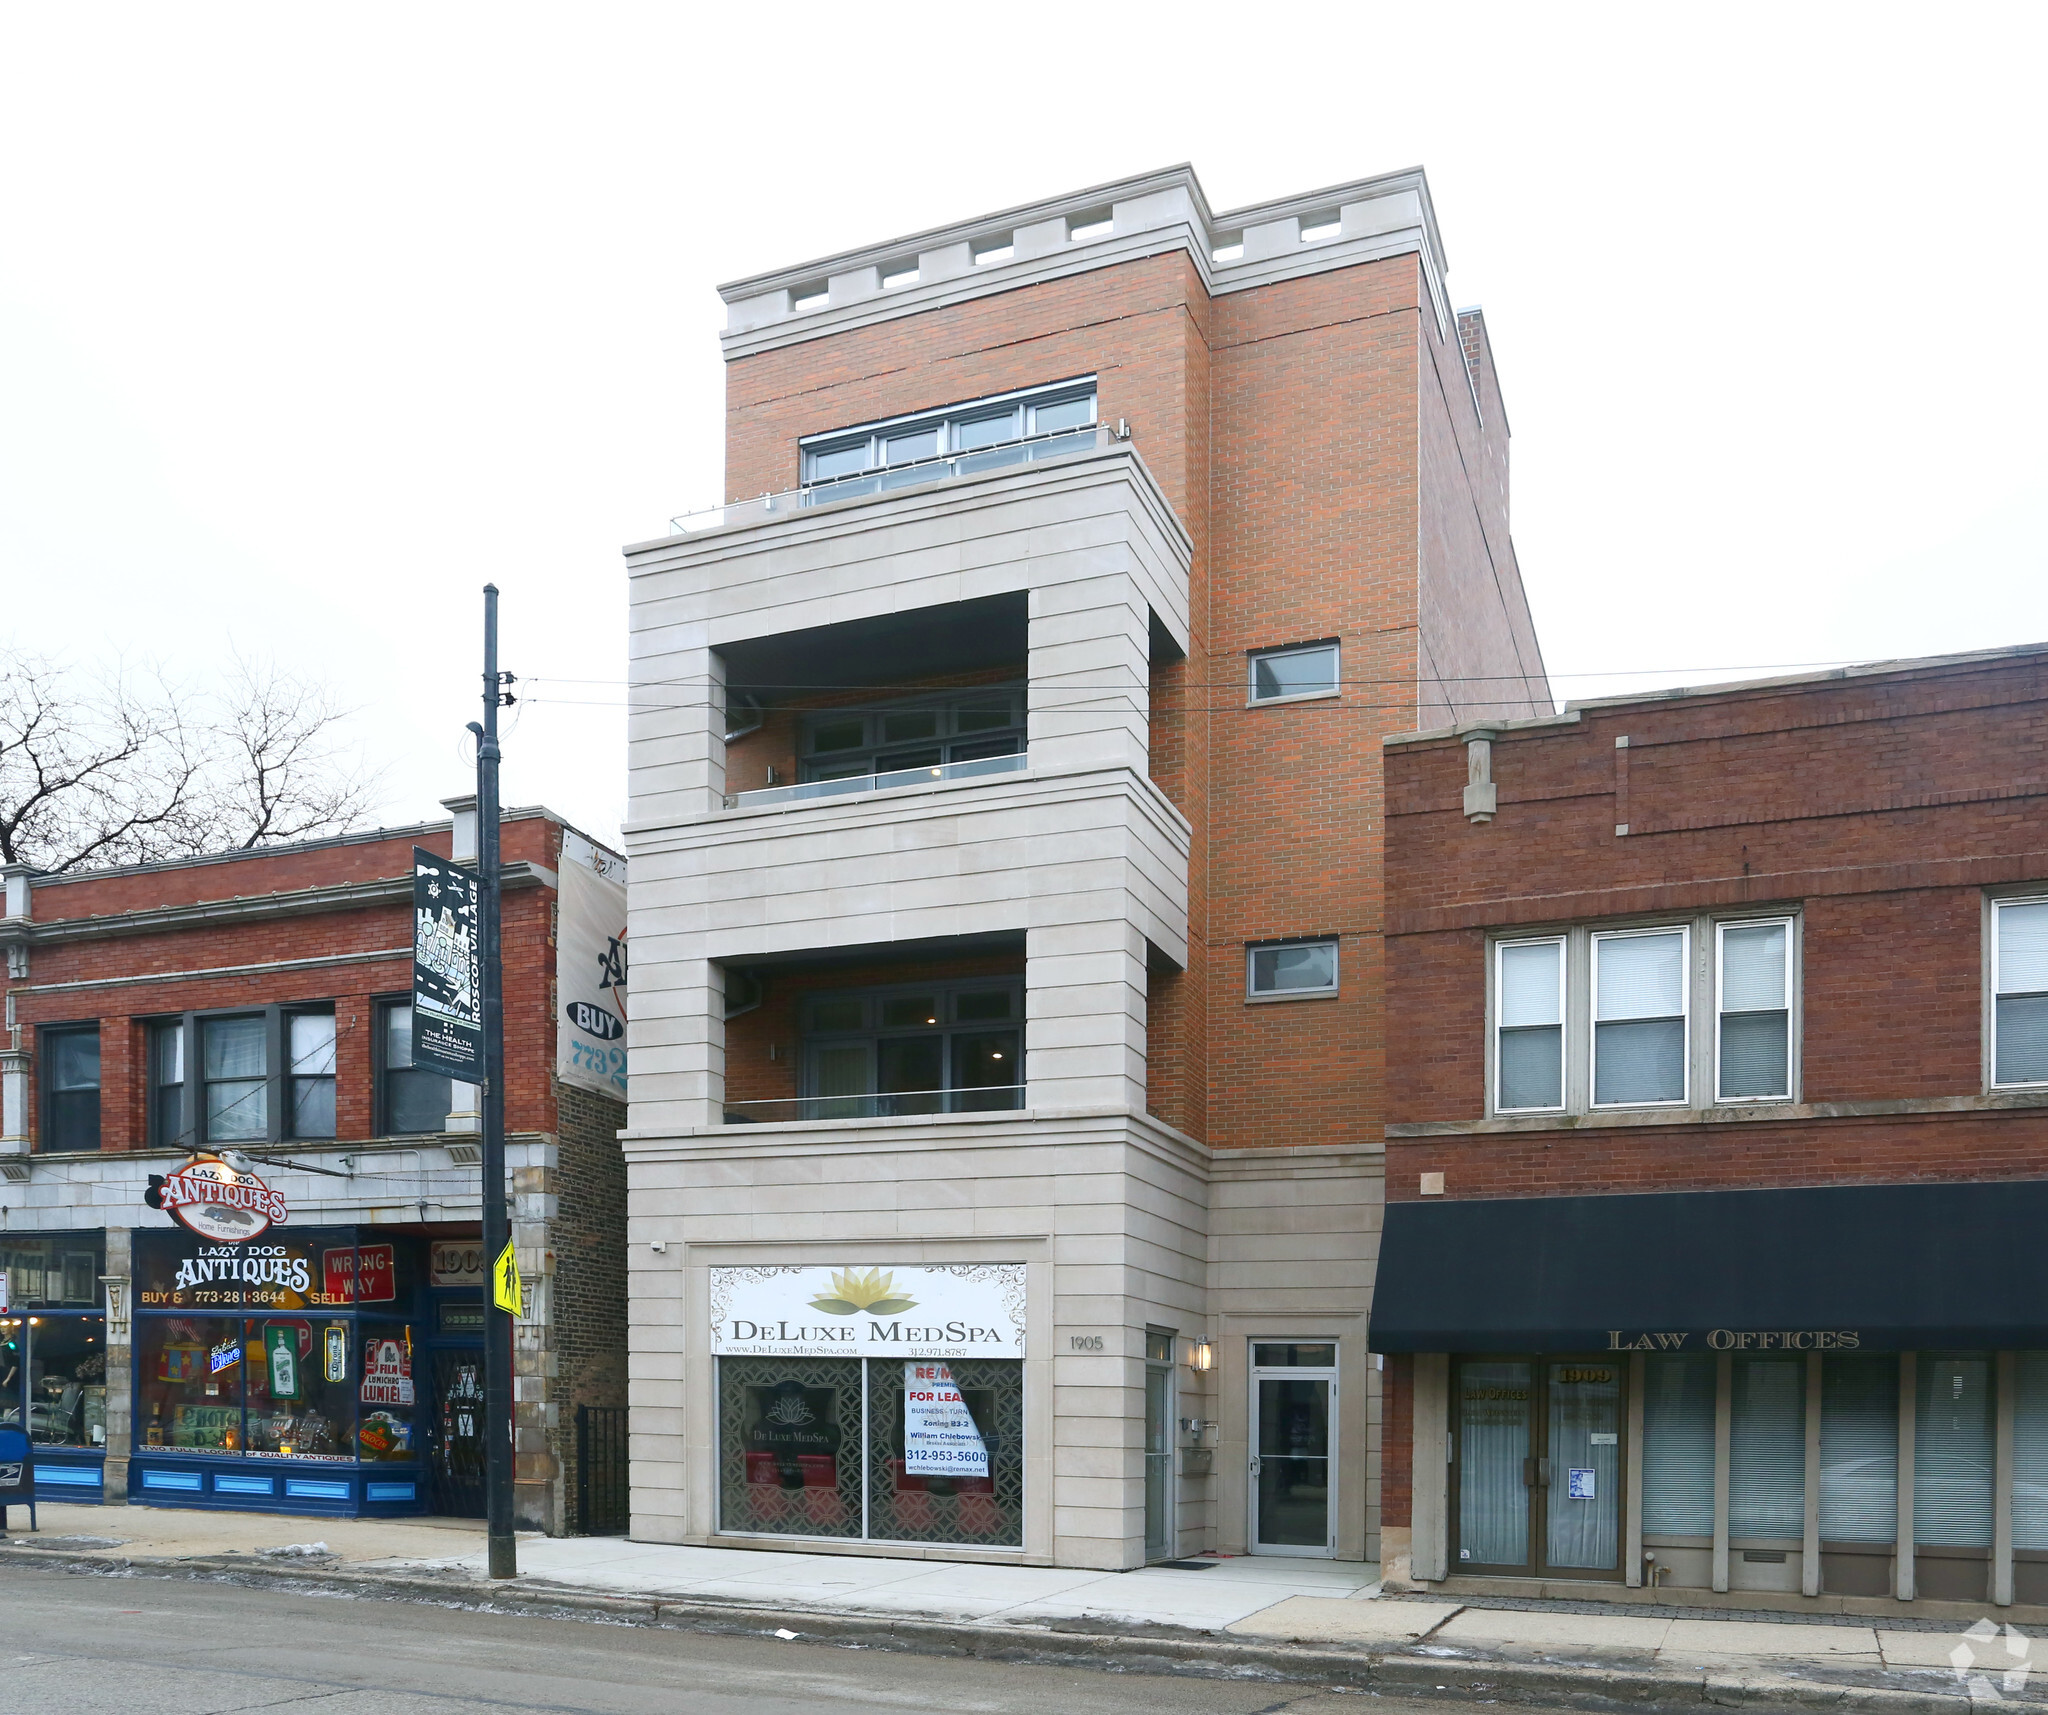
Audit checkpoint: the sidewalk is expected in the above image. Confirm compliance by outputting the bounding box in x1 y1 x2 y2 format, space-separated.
6 1503 2043 1709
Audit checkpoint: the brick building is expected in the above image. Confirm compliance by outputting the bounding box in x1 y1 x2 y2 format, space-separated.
621 164 1547 1567
1373 642 2048 1610
0 800 628 1531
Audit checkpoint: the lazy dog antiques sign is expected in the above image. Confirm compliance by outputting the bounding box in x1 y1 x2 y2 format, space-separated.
147 1154 290 1242
711 1265 1025 1359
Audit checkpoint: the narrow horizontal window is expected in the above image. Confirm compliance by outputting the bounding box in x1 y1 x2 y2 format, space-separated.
1068 210 1113 241
791 283 829 312
1212 236 1244 263
1495 939 1563 1111
881 263 919 290
1593 929 1687 1105
972 236 1013 265
800 378 1097 489
1247 938 1338 998
1717 919 1791 1100
1249 641 1340 703
1993 897 2048 1087
1299 213 1341 243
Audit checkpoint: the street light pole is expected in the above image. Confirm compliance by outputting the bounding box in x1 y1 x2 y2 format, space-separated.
477 582 516 1579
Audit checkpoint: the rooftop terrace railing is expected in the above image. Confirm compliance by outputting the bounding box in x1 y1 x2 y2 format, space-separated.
670 423 1123 535
725 750 1026 811
722 1086 1026 1124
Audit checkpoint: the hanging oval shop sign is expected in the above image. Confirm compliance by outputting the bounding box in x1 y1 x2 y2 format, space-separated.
152 1154 290 1243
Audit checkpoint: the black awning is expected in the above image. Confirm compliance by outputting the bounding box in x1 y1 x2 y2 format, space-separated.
1370 1179 2048 1354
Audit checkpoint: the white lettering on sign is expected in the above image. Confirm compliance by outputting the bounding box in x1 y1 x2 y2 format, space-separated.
174 1250 313 1294
361 1337 415 1406
711 1265 1025 1359
903 1362 989 1477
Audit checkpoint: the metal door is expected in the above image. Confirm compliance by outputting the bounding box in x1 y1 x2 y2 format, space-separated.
426 1350 486 1518
1248 1342 1337 1557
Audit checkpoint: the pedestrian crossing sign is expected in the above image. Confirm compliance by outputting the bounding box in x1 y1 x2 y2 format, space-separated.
493 1241 523 1316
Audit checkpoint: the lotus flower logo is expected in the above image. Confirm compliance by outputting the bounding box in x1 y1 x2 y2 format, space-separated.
807 1267 917 1317
764 1394 816 1427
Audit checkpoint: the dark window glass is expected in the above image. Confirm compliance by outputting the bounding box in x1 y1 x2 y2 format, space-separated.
42 1026 101 1152
381 1002 451 1136
203 1015 267 1142
798 691 1025 787
796 981 1025 1117
1254 1344 1336 1368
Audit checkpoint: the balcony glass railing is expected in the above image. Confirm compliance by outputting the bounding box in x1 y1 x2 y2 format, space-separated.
723 1086 1026 1124
670 423 1124 534
726 750 1026 810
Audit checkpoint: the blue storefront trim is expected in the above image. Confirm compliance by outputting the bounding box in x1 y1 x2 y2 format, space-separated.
34 1450 107 1501
127 1456 428 1515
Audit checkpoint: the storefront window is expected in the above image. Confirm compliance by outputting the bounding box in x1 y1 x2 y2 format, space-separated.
1641 1354 1714 1536
131 1228 435 1470
357 1322 420 1461
1916 1354 1994 1547
138 1316 246 1452
2012 1353 2048 1552
1729 1356 1805 1539
719 1357 863 1539
3 1316 110 1447
716 1355 1024 1547
867 1357 1023 1547
1820 1354 1896 1542
1457 1360 1531 1566
0 1232 107 1307
243 1318 354 1460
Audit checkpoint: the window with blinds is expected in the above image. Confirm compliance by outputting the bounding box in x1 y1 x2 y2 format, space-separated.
1915 1355 1995 1548
1730 1357 1805 1539
1820 1354 1898 1543
1487 913 1798 1116
1717 919 1792 1100
1993 898 2048 1088
1641 1354 1715 1537
1495 938 1564 1111
2013 1353 2048 1552
1592 929 1688 1106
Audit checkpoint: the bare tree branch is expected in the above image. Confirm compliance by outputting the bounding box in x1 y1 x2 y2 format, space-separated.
0 649 380 874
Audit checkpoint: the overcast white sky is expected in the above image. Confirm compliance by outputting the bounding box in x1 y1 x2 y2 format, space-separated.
4 4 2043 845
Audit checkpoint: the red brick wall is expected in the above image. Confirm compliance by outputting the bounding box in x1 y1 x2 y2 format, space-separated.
723 253 1509 1152
1382 1352 1413 1528
9 817 567 1152
1383 649 2048 1200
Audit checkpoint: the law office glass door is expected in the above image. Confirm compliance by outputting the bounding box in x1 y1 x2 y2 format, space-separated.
1455 1358 1624 1578
1249 1343 1337 1557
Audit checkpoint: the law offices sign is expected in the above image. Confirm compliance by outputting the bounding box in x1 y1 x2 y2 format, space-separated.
710 1265 1026 1360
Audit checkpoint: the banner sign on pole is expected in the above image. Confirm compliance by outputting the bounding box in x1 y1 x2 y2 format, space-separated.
412 847 484 1082
556 830 629 1101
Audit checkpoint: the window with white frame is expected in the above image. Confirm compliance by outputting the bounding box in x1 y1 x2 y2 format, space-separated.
1717 919 1791 1101
1248 641 1340 705
1592 928 1688 1106
1491 914 1798 1116
800 378 1097 489
1247 938 1338 999
1494 938 1563 1111
1992 896 2048 1087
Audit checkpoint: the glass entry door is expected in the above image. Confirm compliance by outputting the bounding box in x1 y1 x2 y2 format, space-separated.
1249 1343 1337 1557
1454 1358 1623 1578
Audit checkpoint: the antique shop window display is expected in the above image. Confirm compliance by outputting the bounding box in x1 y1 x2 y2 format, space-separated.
0 1232 110 1481
132 1227 426 1491
713 1264 1027 1548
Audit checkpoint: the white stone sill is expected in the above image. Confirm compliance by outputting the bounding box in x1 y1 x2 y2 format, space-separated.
1388 1088 2048 1137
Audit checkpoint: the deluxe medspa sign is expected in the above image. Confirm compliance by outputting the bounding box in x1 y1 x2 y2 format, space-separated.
710 1265 1025 1359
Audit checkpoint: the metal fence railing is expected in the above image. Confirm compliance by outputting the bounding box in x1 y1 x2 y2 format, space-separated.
576 1404 629 1536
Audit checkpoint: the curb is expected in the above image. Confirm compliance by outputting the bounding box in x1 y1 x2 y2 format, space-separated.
0 1543 1992 1713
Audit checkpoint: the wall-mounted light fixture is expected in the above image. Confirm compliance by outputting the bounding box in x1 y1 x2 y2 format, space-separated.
1188 1339 1214 1373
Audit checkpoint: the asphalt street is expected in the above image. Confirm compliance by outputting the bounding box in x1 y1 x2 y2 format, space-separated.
0 1564 1492 1715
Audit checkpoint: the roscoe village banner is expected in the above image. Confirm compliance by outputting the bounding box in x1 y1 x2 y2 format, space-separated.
412 847 483 1082
556 828 628 1100
711 1265 1025 1359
